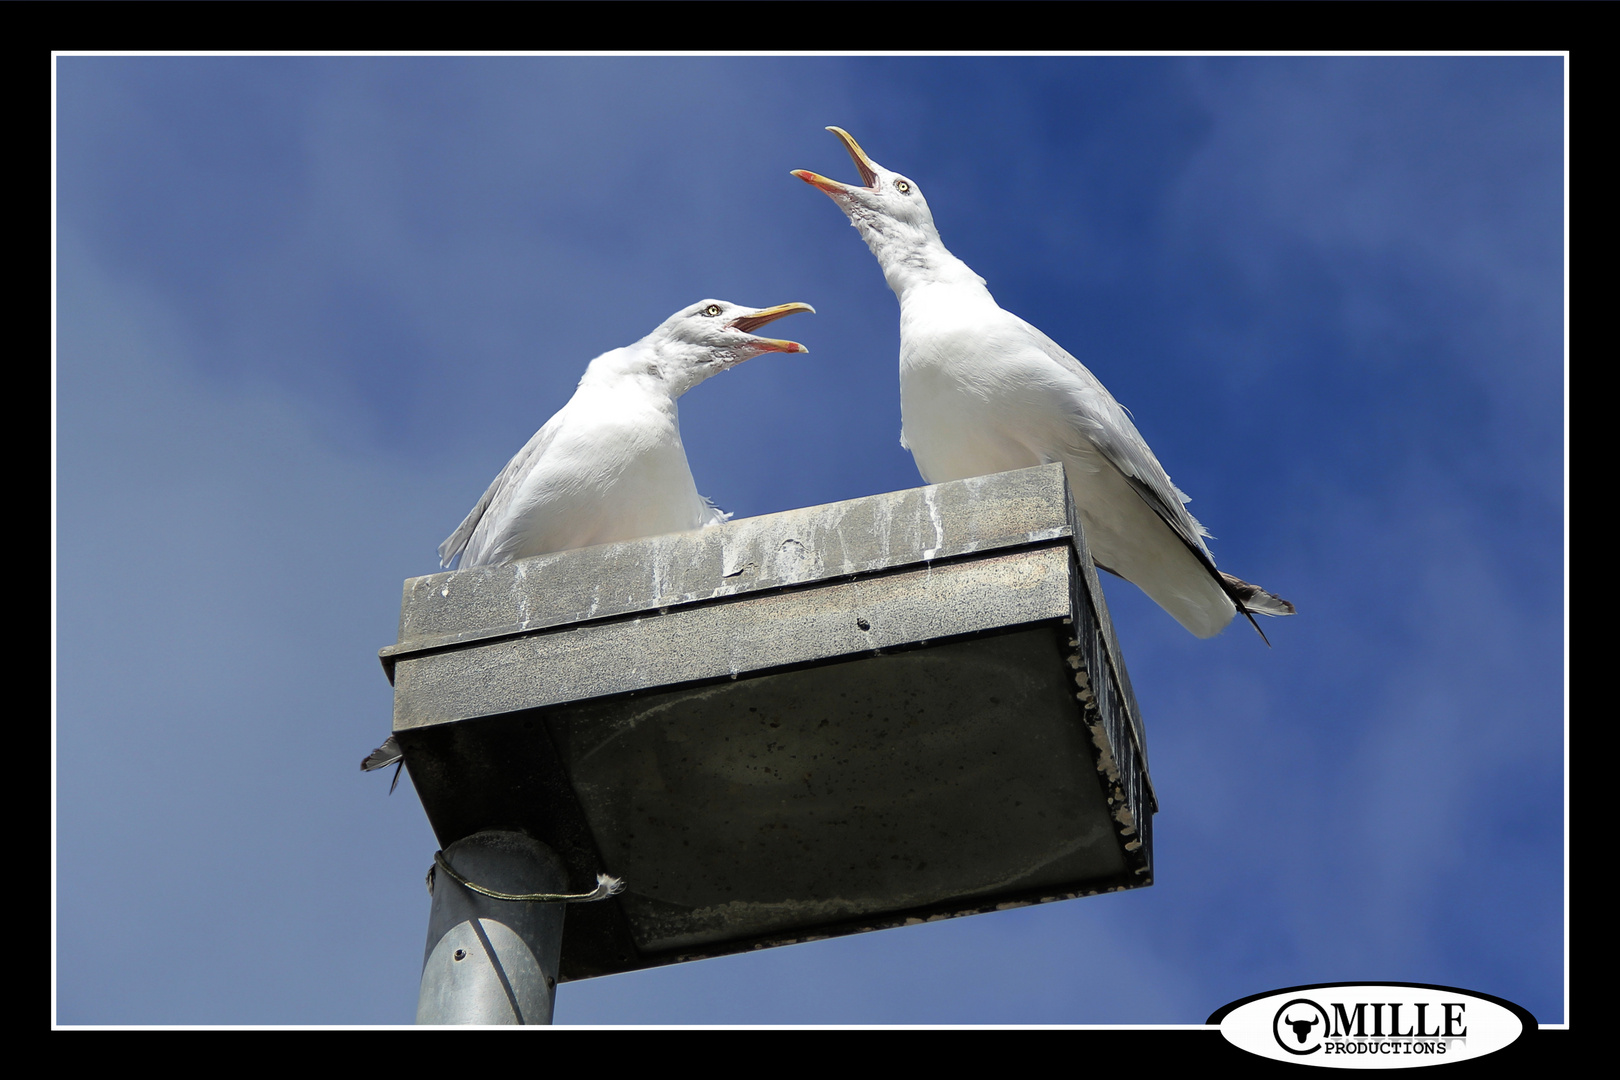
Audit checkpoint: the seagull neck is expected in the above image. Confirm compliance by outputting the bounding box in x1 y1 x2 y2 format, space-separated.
645 340 717 399
579 345 682 401
865 229 989 302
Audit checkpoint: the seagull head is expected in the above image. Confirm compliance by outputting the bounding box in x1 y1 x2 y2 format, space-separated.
794 127 974 294
645 299 815 396
793 127 943 235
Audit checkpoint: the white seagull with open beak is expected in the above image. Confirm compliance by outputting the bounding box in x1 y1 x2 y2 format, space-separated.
794 127 1292 640
364 298 814 783
437 298 814 569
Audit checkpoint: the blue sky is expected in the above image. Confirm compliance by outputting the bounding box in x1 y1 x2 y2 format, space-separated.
54 55 1564 1026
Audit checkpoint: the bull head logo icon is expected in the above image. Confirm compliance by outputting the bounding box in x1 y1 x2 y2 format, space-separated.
1282 1013 1320 1044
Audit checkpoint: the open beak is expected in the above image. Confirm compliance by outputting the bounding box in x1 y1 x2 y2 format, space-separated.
792 126 880 196
728 302 815 354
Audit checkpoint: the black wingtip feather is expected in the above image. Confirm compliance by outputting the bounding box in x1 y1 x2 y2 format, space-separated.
1242 606 1273 647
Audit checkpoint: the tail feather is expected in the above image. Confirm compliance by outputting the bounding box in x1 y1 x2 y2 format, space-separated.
361 735 402 772
362 736 406 794
1219 572 1296 618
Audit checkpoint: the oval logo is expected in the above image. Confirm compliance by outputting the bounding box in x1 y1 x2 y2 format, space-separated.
1208 983 1533 1068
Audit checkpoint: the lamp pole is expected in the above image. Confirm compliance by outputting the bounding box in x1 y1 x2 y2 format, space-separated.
416 830 569 1025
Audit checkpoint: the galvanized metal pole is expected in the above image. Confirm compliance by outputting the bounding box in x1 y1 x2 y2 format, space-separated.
416 830 568 1025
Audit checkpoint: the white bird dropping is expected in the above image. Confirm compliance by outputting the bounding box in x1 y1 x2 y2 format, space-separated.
794 127 1293 640
364 298 814 781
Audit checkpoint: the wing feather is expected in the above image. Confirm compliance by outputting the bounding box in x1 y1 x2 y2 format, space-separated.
437 414 564 569
1007 313 1213 557
1004 312 1285 635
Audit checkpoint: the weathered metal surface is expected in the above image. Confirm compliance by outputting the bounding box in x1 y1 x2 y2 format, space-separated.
380 467 1074 675
552 628 1125 953
392 546 1073 731
381 463 1155 981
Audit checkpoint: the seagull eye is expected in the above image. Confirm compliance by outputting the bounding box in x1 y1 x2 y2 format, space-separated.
894 179 911 194
703 304 722 317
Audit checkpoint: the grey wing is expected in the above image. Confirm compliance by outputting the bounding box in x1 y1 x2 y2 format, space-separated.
1011 313 1294 635
437 415 563 569
1010 313 1214 561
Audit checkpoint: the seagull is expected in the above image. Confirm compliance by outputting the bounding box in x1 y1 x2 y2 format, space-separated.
794 127 1293 641
364 298 815 786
